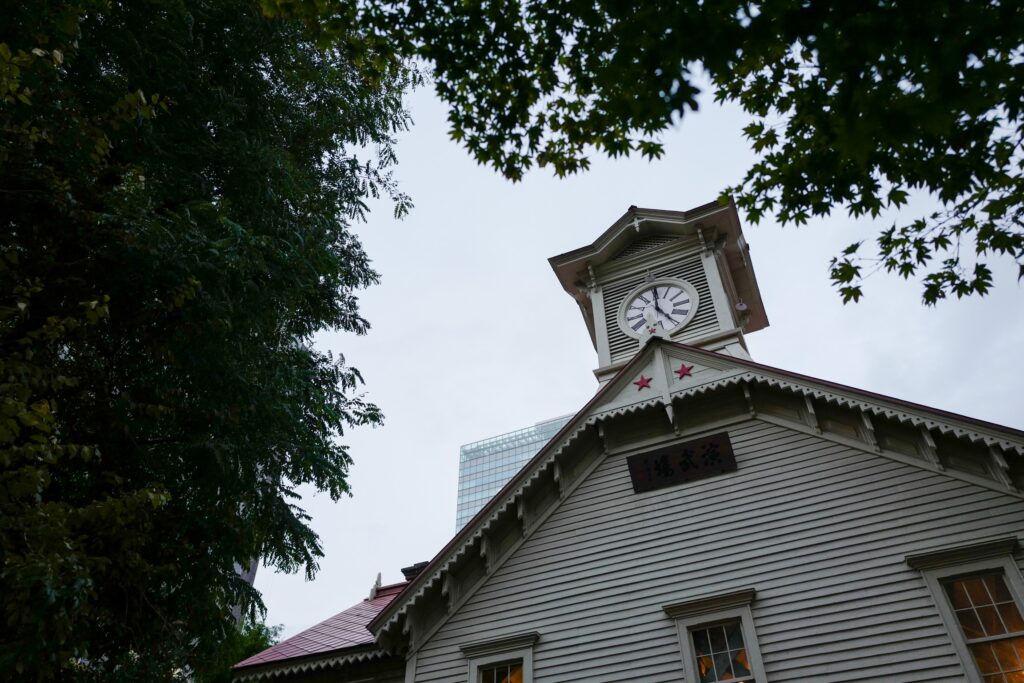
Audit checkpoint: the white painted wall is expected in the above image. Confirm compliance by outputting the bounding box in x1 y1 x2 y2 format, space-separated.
410 419 1024 682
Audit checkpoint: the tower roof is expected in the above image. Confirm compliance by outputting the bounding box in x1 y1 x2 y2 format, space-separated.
548 200 769 344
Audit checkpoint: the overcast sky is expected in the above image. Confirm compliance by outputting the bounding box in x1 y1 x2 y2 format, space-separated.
255 83 1024 639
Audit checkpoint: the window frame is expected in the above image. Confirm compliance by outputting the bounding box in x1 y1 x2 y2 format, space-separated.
474 658 525 683
908 536 1024 683
663 588 767 683
459 631 538 683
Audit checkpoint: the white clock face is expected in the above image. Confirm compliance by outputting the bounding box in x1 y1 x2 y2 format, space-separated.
624 284 693 333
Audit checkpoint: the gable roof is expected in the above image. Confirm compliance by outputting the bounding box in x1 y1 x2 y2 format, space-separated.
368 337 1024 639
234 581 407 679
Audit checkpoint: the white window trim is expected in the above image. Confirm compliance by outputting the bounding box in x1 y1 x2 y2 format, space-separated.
460 631 538 683
663 588 767 683
907 536 1023 683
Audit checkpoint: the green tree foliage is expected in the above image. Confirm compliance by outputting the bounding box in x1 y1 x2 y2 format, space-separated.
281 0 1023 303
1 0 412 678
195 619 282 683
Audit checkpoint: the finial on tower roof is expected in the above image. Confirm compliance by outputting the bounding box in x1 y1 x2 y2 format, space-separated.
368 571 382 600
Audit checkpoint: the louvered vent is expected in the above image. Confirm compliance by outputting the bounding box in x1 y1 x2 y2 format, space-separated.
613 235 680 261
604 255 719 363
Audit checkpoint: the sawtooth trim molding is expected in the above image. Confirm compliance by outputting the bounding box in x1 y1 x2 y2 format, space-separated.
660 373 1024 456
232 646 389 681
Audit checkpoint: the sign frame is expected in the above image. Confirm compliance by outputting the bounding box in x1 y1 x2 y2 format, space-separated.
626 432 737 494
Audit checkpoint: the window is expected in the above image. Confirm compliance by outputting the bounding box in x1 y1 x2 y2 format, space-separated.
690 619 755 682
478 660 523 683
944 572 1024 681
907 536 1024 683
460 631 538 683
664 588 767 683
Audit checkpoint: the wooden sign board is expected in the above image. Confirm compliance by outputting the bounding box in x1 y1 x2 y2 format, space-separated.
626 432 736 494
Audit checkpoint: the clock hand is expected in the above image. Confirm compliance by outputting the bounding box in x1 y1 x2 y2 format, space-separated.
653 306 678 329
654 297 675 318
653 300 678 325
647 288 663 325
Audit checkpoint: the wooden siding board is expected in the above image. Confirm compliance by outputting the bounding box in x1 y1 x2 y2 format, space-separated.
756 588 939 632
470 480 1016 600
519 436 1001 540
756 604 945 646
480 496 1022 595
766 644 961 682
503 470 976 566
546 432 917 513
436 520 1019 651
761 617 951 655
419 591 943 656
412 419 1024 682
423 558 976 654
439 572 927 639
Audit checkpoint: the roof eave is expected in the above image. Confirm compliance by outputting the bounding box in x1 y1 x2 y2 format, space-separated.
548 199 769 340
232 644 389 681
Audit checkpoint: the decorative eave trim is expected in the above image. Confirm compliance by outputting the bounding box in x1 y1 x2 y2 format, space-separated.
579 369 1024 456
459 631 540 659
548 202 727 268
582 396 665 426
905 536 1020 570
661 372 1024 456
232 646 390 681
663 588 757 619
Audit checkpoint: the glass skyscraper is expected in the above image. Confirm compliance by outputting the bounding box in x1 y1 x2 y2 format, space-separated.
455 414 573 530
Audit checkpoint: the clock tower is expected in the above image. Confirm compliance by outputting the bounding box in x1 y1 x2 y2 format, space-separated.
549 200 769 383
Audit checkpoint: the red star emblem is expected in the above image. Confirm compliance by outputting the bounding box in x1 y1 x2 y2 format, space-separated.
675 363 694 379
634 375 652 390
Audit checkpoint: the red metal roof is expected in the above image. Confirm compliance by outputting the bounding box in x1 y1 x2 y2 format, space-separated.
234 581 407 670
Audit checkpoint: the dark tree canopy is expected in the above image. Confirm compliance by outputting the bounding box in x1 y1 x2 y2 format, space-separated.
281 0 1024 303
1 0 411 678
196 618 282 683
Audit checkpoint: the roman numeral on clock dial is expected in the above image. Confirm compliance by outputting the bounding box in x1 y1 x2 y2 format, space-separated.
624 283 694 334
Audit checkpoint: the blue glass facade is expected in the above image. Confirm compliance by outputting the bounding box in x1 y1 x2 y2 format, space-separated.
455 414 573 530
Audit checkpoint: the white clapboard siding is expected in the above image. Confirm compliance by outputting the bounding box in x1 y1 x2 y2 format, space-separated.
412 419 1024 682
